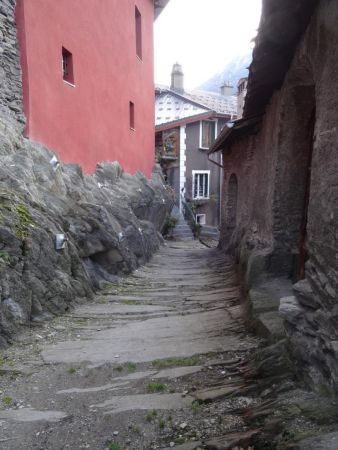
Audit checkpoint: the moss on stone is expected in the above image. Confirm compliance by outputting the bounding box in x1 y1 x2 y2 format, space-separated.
13 203 33 240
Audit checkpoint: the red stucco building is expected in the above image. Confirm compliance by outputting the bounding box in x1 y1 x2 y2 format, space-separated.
16 0 169 177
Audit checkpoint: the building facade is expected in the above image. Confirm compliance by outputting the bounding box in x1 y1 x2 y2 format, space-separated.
210 0 338 391
15 0 169 177
156 65 237 232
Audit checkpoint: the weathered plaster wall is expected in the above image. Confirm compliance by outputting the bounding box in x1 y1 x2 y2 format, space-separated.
16 0 155 177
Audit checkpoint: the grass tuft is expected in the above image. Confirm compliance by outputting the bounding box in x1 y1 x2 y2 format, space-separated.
191 399 202 414
145 409 157 422
146 382 166 393
2 396 13 407
109 444 121 450
151 356 200 369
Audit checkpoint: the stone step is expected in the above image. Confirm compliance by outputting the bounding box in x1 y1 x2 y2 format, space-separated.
173 228 192 234
172 216 194 241
172 230 194 236
173 237 194 241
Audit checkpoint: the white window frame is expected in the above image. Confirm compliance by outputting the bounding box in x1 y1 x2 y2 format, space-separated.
199 119 218 149
192 170 210 200
196 214 206 225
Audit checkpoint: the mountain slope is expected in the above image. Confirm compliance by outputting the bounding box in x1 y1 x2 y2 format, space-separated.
197 52 252 94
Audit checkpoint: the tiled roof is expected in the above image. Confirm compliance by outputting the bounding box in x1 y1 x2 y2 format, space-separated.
155 91 208 126
184 89 237 116
155 87 237 127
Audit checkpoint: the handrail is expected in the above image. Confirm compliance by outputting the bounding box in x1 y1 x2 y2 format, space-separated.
180 194 196 231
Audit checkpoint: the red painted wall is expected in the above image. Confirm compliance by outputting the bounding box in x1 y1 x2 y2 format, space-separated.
16 0 155 177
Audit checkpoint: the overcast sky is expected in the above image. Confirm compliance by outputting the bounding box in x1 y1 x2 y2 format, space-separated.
154 0 262 89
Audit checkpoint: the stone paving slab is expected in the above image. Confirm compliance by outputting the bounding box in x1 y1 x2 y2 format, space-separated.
162 442 202 450
41 309 250 365
193 383 243 402
153 366 203 379
0 408 68 423
92 393 194 414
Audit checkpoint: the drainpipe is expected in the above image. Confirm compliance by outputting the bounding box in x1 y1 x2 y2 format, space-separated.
219 153 223 225
207 153 225 169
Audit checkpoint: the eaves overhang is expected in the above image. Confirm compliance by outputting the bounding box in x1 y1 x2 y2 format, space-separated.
154 0 170 20
156 112 232 133
243 0 319 118
208 115 263 154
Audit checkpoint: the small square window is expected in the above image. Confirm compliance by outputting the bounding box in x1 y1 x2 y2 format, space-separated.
196 214 206 225
129 101 135 130
62 47 74 85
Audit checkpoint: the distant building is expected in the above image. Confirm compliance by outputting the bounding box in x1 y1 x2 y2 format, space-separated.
237 77 248 119
155 64 237 233
15 0 170 176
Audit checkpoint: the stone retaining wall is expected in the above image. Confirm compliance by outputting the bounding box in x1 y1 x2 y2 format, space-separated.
0 0 24 124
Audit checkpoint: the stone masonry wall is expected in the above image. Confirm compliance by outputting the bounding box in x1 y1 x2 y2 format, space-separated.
0 0 24 124
220 0 338 390
220 93 281 287
278 0 338 391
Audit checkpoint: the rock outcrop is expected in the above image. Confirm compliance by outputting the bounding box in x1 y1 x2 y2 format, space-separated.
0 0 173 346
0 115 173 346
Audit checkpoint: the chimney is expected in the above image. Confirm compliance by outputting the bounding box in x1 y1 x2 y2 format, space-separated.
237 77 248 119
220 81 234 97
171 63 184 93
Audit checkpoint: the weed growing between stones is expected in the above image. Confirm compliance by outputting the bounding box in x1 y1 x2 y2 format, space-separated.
2 396 13 407
109 443 121 450
191 399 202 414
121 300 141 305
0 250 11 266
162 215 177 236
145 409 158 422
67 367 77 374
130 425 141 435
13 203 33 241
114 362 137 372
126 362 136 372
146 382 166 393
151 356 200 369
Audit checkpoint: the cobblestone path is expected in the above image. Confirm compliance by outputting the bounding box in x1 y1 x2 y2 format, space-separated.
0 240 260 450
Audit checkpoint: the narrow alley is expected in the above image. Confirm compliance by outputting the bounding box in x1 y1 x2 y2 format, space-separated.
0 240 261 450
0 0 337 449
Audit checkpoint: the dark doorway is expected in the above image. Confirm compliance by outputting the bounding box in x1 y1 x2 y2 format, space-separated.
298 106 315 279
227 174 238 228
